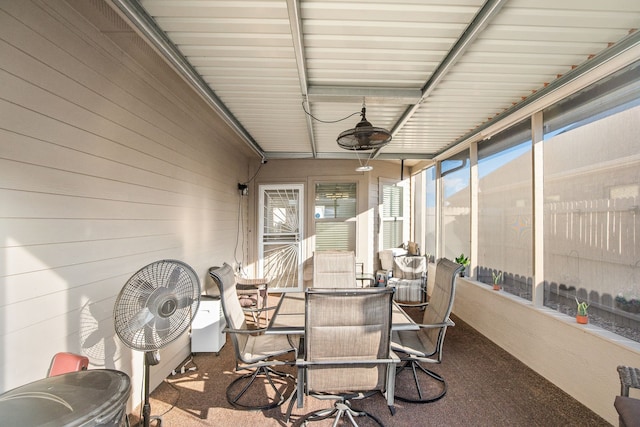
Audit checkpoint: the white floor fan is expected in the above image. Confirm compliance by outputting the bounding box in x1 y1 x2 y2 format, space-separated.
114 260 201 427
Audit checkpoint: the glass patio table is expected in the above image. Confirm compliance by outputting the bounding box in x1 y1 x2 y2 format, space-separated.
0 369 130 426
266 291 418 335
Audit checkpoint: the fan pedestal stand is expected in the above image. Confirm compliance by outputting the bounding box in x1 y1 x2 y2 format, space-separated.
143 351 162 427
113 260 201 427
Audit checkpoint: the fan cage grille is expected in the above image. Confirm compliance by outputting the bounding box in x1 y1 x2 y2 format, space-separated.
114 260 200 352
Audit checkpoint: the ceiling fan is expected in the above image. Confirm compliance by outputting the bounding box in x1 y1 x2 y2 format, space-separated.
336 105 392 151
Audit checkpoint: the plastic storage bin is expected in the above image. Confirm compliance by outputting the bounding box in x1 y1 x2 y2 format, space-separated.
191 295 226 353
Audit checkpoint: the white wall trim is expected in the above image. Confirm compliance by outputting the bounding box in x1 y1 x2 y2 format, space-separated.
453 278 640 425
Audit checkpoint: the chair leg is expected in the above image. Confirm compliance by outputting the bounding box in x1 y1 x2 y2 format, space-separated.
394 360 447 403
226 366 295 410
284 384 297 423
298 399 385 427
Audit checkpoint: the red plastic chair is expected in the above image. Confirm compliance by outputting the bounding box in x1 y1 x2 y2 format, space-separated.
47 352 89 377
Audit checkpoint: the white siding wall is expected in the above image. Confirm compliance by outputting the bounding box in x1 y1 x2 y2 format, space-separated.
0 0 252 410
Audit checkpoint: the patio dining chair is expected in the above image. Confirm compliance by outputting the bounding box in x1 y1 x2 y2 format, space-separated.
235 275 271 327
288 287 397 426
378 248 429 306
312 250 358 288
47 352 89 377
391 258 462 403
209 263 296 410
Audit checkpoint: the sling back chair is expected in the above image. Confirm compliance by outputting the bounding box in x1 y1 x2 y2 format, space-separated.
391 258 462 403
288 287 398 426
378 247 430 306
313 250 358 288
209 263 296 410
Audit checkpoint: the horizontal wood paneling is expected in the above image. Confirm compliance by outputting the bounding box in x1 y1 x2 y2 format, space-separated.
0 218 179 246
0 0 253 407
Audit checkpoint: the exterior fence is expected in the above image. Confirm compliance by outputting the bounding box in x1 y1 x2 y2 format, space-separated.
475 196 640 341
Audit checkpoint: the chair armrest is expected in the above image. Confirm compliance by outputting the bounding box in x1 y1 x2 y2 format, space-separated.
241 304 278 313
414 319 455 330
397 301 429 309
236 277 270 286
223 326 269 335
296 357 398 367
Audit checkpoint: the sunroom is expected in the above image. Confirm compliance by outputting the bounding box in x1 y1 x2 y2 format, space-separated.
1 1 640 425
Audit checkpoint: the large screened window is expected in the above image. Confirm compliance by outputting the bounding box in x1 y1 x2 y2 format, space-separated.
412 61 640 343
543 61 640 342
477 120 533 299
442 149 470 263
314 182 356 251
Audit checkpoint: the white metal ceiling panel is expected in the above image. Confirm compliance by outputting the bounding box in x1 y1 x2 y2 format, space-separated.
140 0 312 154
119 0 640 162
399 0 640 156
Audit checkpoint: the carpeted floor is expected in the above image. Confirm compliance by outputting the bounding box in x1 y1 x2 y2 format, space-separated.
129 304 611 427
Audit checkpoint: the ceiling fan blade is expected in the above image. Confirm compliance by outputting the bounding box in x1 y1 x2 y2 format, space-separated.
127 307 154 333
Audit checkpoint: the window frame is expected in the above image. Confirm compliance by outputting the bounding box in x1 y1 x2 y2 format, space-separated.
379 177 409 250
313 181 358 252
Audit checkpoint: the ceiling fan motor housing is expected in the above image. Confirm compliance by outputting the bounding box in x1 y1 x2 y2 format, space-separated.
337 106 392 151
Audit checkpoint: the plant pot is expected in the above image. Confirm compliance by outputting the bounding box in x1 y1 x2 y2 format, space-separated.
576 314 588 324
493 284 500 291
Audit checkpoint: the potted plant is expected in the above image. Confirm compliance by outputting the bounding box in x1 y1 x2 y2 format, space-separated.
492 271 502 291
575 297 589 324
455 254 469 277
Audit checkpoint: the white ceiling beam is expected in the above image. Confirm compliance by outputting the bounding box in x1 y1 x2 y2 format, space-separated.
286 0 317 158
308 86 422 104
370 0 508 160
390 0 509 134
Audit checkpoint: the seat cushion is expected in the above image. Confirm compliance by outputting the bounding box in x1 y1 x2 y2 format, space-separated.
390 278 423 302
391 330 437 358
242 334 297 364
615 395 640 427
392 256 426 280
238 295 257 307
